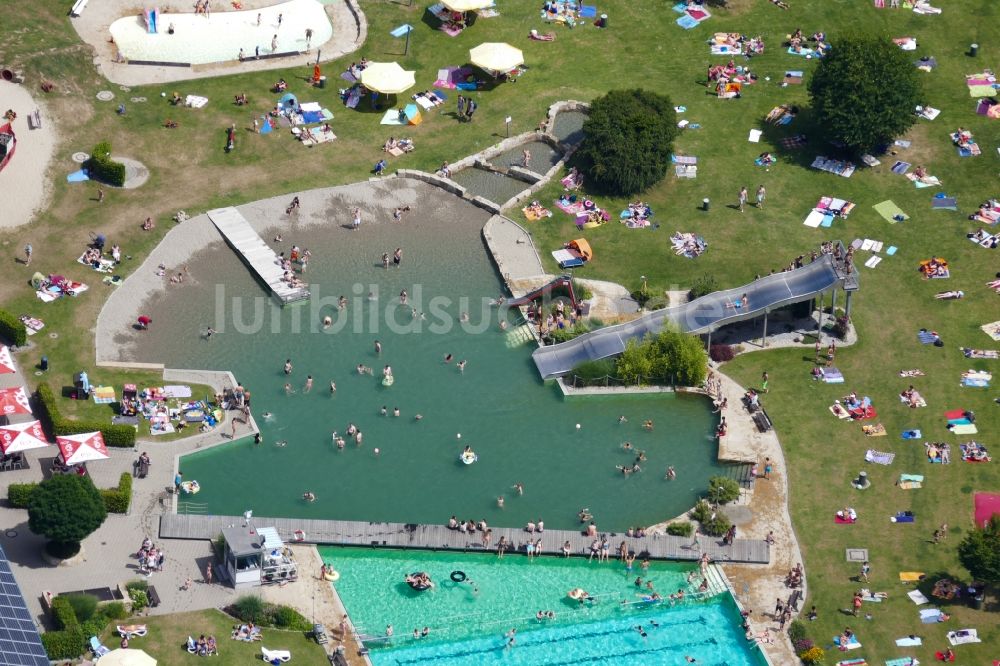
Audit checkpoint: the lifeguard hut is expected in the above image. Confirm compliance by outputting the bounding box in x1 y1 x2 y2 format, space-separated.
220 526 298 589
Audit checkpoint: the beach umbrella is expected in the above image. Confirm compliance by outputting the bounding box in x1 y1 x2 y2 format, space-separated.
470 42 524 75
0 386 31 415
96 649 157 666
0 420 48 455
0 345 15 373
442 0 493 11
359 62 416 95
56 431 109 465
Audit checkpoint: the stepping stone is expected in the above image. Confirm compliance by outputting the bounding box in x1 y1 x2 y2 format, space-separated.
846 548 868 562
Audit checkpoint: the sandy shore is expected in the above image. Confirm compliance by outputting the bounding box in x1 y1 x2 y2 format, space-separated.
0 81 57 229
70 0 366 86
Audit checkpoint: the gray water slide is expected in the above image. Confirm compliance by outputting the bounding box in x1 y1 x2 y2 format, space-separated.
532 254 845 379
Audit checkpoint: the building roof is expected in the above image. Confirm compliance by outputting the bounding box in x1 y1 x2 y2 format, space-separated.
0 543 49 665
221 526 265 557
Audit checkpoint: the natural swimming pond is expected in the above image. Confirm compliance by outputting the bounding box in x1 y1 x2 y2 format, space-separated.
126 181 720 530
551 110 587 145
450 167 530 206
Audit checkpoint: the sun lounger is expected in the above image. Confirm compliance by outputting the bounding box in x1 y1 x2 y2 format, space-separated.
90 636 110 657
262 647 292 662
117 624 148 638
946 629 980 645
896 634 923 645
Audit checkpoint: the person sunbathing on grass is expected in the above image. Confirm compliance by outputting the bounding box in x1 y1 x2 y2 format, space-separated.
529 29 556 41
934 290 964 300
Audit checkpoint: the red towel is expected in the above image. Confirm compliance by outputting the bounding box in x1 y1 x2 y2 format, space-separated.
943 409 966 419
835 515 856 524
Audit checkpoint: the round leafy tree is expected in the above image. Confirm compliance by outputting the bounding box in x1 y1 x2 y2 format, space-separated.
576 89 678 195
958 515 1000 586
28 474 107 558
808 35 923 155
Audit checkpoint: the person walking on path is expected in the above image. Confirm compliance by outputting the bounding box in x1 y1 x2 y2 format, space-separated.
738 186 747 212
690 531 700 551
352 207 362 230
756 184 766 209
859 560 870 582
763 457 773 479
305 28 313 47
457 94 466 120
277 12 283 28
466 98 478 122
23 243 32 266
205 562 213 585
174 471 183 494
761 371 769 393
97 187 105 203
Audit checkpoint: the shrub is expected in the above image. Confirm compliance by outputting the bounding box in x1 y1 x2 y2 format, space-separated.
270 604 311 630
125 579 148 592
28 474 107 555
212 532 226 560
799 646 825 664
101 473 133 514
809 35 922 155
665 522 694 537
788 620 809 644
793 638 814 653
615 327 708 387
688 275 719 301
702 514 732 537
832 315 851 341
690 500 712 523
50 596 80 630
576 89 678 195
571 358 615 381
128 588 148 612
85 141 126 187
232 595 267 624
707 476 741 505
41 629 85 660
63 593 98 623
35 383 136 447
709 344 735 363
8 482 38 508
0 309 27 347
80 617 109 639
570 279 593 301
548 323 591 344
100 601 128 621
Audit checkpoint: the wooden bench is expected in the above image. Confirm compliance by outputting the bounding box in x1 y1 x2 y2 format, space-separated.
27 110 41 130
146 585 161 608
69 0 89 16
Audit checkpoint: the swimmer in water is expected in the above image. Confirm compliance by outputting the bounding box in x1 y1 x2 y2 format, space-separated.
368 291 376 301
497 495 505 508
499 320 508 330
457 360 467 373
329 381 336 393
276 440 288 447
380 406 387 416
262 412 273 420
415 414 423 421
622 441 633 451
513 482 524 495
322 316 332 329
666 466 676 480
374 340 382 355
284 359 293 374
400 289 408 305
618 415 628 423
460 312 469 322
284 383 294 395
304 375 313 392
303 491 315 501
336 437 345 450
355 431 363 446
444 354 453 363
393 407 400 417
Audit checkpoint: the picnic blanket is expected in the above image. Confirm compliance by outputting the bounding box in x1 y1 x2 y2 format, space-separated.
811 156 855 177
522 206 552 221
863 424 887 438
676 5 710 28
185 95 208 108
920 608 947 623
822 367 845 383
981 321 1000 341
804 196 855 228
891 510 915 523
946 629 980 645
903 429 922 439
896 634 923 645
19 315 44 335
885 658 919 666
834 635 862 650
900 571 925 583
781 134 807 149
898 473 923 489
874 200 908 223
917 329 940 344
916 106 940 120
865 449 894 464
966 71 997 97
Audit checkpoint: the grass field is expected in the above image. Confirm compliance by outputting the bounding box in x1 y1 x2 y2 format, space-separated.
98 608 326 664
1 0 999 663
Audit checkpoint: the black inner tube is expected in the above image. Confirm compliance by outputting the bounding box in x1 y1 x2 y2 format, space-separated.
450 570 467 582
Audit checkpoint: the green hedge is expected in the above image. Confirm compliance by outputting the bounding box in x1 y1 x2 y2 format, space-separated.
0 309 27 347
50 596 79 630
36 383 136 447
100 473 133 514
41 628 85 660
8 483 37 508
85 141 126 187
666 522 694 537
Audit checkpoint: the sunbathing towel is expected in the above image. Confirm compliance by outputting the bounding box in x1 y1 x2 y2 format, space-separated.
834 635 862 650
789 47 818 57
803 210 825 228
865 256 882 269
885 658 919 666
920 608 946 623
896 634 923 645
898 481 922 490
900 571 925 583
822 367 844 383
902 430 922 439
892 161 911 174
949 424 978 435
982 321 1000 341
863 425 888 438
834 514 857 524
830 404 852 420
917 330 939 344
865 449 894 464
874 200 909 223
748 129 762 142
916 106 940 120
781 134 807 149
946 629 980 645
892 511 915 522
961 377 990 388
837 660 867 666
932 197 958 210
522 206 552 221
676 14 698 28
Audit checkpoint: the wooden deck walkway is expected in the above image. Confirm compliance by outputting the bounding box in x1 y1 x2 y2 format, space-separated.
159 514 770 564
207 207 309 305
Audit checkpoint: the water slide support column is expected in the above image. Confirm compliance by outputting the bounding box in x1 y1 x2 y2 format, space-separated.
761 309 768 347
816 291 824 340
844 289 853 319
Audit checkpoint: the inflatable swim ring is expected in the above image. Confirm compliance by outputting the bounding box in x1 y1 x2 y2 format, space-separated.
323 570 340 582
460 451 478 465
567 588 587 601
382 375 394 386
450 570 467 583
180 480 200 494
405 572 432 591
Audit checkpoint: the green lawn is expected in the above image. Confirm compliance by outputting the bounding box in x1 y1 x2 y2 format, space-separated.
99 609 326 664
2 0 1000 663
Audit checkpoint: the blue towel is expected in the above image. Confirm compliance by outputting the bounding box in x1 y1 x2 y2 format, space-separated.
67 169 90 183
886 246 898 255
676 14 698 28
894 513 915 523
962 378 990 388
579 5 597 17
389 24 413 37
917 331 938 344
456 81 478 91
259 119 272 134
672 1 687 12
432 89 448 101
778 115 794 125
902 430 921 439
948 418 971 425
301 110 323 124
820 213 834 228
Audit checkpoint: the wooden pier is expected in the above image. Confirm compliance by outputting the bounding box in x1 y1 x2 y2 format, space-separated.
159 514 770 564
207 207 309 304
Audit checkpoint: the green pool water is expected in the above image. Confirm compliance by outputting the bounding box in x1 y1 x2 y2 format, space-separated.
322 546 765 666
129 183 720 530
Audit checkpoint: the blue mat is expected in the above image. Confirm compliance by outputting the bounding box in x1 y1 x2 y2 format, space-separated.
886 246 898 255
259 118 272 135
820 213 834 228
67 169 90 183
902 429 921 439
917 330 938 344
672 2 687 12
893 513 915 523
456 81 478 91
948 418 971 425
962 378 990 388
302 110 323 123
389 24 413 37
676 14 698 29
432 89 448 101
932 197 957 209
579 5 597 17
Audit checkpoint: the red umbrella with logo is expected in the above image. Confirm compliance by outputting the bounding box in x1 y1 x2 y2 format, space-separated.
0 345 15 373
0 420 48 454
56 431 110 465
0 386 31 415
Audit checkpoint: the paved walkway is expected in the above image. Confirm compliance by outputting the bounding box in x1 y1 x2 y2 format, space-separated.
481 215 546 295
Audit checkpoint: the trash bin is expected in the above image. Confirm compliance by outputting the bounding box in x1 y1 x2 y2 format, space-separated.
318 75 326 89
970 43 979 57
599 14 608 28
40 356 48 372
972 594 984 610
702 198 710 212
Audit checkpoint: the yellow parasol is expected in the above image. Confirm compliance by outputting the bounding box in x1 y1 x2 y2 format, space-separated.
469 42 524 75
359 62 416 95
442 0 494 11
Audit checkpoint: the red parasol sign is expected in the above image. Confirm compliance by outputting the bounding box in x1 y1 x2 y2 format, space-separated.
0 420 48 454
0 345 15 374
0 386 31 415
56 431 110 465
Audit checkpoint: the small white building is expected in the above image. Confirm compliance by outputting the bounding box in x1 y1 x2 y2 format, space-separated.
221 526 298 589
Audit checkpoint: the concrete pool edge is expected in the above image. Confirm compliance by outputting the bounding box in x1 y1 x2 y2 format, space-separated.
70 0 368 86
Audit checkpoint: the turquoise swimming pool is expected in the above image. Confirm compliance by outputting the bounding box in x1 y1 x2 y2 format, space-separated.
321 546 766 666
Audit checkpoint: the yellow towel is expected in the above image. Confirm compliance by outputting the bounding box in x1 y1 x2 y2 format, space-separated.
898 481 922 490
899 571 924 582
